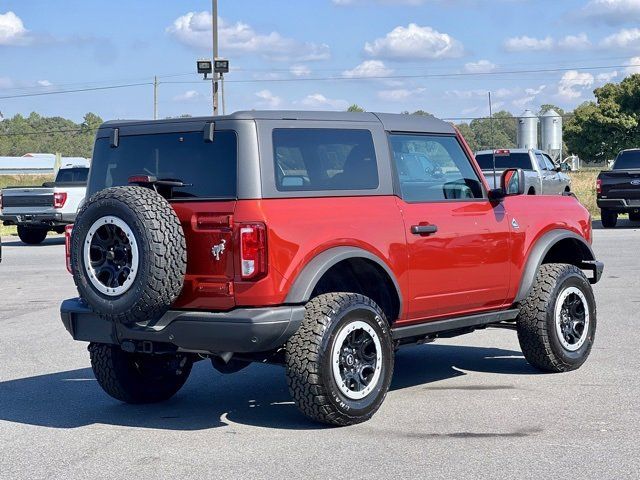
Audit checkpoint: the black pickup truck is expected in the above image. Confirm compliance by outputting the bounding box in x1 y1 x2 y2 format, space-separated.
597 149 640 228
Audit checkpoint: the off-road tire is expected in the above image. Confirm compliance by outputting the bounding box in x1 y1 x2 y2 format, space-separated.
600 209 617 228
71 186 186 324
629 212 640 222
517 263 596 373
285 293 394 426
17 226 48 245
89 343 193 404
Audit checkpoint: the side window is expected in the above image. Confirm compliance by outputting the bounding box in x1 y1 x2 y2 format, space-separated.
535 153 548 171
390 134 485 202
543 155 556 171
273 128 378 191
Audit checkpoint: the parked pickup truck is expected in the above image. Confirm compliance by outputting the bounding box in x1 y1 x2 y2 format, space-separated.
60 111 602 426
475 148 571 195
597 148 640 228
0 164 89 244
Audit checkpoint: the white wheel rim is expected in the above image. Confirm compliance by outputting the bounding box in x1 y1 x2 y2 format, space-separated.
554 286 590 352
83 216 139 297
331 319 383 400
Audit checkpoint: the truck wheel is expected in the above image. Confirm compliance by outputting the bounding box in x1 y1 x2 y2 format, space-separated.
516 264 596 373
629 212 640 222
89 343 193 404
17 226 48 245
71 186 186 324
285 293 394 426
600 209 617 228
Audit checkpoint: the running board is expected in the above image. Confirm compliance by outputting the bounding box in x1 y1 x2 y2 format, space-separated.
391 309 520 340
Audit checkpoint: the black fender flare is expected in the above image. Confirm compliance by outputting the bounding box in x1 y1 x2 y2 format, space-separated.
514 229 596 303
284 246 403 314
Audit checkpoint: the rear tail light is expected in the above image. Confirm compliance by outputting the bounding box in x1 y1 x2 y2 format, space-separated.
239 223 267 280
596 178 602 195
65 224 73 274
54 192 68 209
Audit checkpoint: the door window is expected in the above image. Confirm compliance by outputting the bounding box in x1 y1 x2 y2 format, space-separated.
543 155 557 171
535 153 548 171
389 134 485 202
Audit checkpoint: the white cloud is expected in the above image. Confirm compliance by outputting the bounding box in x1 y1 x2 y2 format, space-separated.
36 80 52 87
0 11 28 46
504 35 554 51
299 93 349 110
557 70 594 100
255 89 283 108
173 90 202 102
512 96 535 108
625 56 640 74
596 71 619 82
342 60 393 78
377 87 425 102
290 64 311 77
464 60 496 74
579 0 640 25
601 28 640 49
525 85 547 95
558 33 591 50
167 12 330 62
364 23 463 60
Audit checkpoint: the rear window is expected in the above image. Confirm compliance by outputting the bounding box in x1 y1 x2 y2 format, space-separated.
55 168 89 183
475 153 532 170
273 128 378 191
88 131 237 199
613 150 640 170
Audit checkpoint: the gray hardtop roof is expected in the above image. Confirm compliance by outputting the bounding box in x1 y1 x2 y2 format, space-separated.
99 110 456 135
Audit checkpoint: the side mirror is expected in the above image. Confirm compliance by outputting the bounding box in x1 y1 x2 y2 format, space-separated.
500 168 526 196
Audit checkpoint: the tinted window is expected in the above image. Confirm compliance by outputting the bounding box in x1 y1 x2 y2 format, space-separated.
613 150 640 170
535 153 547 171
55 168 89 183
390 134 484 202
273 128 378 191
88 131 237 199
475 153 532 170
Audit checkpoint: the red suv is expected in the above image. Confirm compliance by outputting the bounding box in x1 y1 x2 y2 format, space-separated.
61 111 603 426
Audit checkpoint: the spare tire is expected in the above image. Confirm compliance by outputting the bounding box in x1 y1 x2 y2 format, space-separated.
71 186 186 324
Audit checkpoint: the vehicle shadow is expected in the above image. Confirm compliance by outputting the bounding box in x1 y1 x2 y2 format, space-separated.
592 218 640 230
0 344 535 431
1 236 65 247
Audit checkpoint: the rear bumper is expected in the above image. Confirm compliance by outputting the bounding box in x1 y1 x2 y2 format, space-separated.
60 298 305 354
1 212 75 227
597 198 640 212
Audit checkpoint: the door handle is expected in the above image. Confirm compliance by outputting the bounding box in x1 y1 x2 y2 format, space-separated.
411 224 438 235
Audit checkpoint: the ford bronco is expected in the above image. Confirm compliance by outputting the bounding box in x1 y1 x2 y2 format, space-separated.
61 111 603 426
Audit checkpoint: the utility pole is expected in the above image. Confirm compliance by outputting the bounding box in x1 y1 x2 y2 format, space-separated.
212 0 219 116
153 76 158 120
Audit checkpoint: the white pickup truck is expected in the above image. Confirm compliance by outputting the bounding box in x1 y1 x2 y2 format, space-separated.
0 164 89 244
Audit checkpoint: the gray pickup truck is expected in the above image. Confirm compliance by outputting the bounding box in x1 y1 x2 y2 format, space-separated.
475 148 571 195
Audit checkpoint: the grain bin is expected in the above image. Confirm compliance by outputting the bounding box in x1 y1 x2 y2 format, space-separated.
517 109 538 149
540 109 563 162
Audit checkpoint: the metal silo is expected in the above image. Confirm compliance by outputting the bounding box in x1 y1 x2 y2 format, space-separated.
517 109 538 149
540 109 563 162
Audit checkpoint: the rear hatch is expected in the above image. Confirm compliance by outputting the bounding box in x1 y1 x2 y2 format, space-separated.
89 125 239 310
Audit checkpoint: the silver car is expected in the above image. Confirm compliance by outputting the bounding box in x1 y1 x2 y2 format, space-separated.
475 148 571 195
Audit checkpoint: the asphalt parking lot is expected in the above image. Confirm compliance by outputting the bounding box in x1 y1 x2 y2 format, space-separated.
1 222 639 480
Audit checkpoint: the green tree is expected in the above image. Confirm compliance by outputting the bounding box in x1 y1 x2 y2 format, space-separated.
564 74 640 162
347 104 365 112
459 110 517 151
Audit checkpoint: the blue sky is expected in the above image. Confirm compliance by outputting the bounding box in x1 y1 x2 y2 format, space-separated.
1 0 640 122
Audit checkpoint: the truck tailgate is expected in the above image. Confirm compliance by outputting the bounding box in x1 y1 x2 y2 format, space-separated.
600 171 640 200
1 187 54 214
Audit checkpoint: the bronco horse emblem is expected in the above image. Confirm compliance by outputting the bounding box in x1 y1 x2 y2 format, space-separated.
211 239 226 261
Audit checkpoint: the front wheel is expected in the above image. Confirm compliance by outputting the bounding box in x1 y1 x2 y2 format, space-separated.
89 343 193 404
600 209 617 228
516 264 596 373
17 226 48 245
286 293 394 426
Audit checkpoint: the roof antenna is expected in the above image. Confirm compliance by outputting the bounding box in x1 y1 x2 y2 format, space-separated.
488 91 497 190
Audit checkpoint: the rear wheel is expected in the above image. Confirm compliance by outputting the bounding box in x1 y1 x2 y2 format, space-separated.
600 209 617 228
517 263 596 373
17 226 48 245
89 343 193 404
286 293 394 426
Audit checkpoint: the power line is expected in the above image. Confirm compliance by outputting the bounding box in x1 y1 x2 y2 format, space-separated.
0 82 152 100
